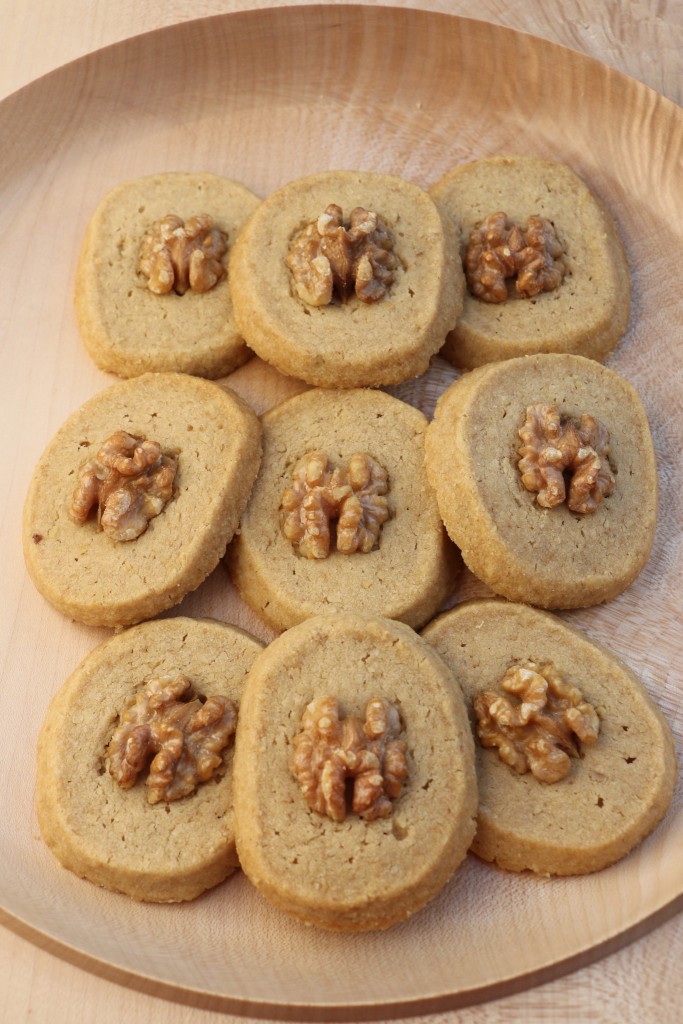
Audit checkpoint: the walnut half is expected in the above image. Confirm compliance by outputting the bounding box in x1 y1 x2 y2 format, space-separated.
107 672 237 803
286 203 398 306
69 430 177 541
473 660 600 784
518 404 616 513
465 211 565 303
138 214 228 295
280 451 391 558
291 696 408 821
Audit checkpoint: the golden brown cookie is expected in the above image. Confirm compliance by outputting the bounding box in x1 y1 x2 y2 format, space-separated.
229 170 465 387
75 172 261 378
228 386 460 632
430 156 630 369
36 617 264 902
233 612 478 930
422 599 677 875
23 372 261 627
425 353 657 608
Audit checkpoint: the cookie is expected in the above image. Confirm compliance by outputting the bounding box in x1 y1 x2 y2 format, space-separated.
232 612 478 930
430 156 630 369
23 372 261 627
425 353 657 608
229 170 465 387
75 172 261 378
228 386 460 632
36 616 263 902
422 600 677 875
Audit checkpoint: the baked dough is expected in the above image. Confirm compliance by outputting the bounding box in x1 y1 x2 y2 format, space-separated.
425 353 657 608
23 372 262 627
228 386 460 632
422 599 677 875
232 612 478 930
229 170 465 387
75 172 261 378
430 156 630 369
36 617 264 902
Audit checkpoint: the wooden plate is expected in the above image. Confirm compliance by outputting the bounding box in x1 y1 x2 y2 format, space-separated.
1 5 681 1018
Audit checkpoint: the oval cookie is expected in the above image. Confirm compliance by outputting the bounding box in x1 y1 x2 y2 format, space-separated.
422 600 677 875
75 172 261 378
430 155 630 369
228 387 460 632
229 170 465 387
36 617 264 902
232 613 478 930
425 353 657 608
23 372 261 627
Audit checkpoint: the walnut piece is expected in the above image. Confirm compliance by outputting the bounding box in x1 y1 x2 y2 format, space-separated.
465 211 565 303
336 453 391 554
69 430 177 541
290 696 408 821
280 451 390 558
518 404 616 513
286 203 398 306
107 672 237 803
473 660 600 784
138 214 228 295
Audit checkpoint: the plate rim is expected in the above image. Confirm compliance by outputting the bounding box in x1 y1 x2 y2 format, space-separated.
1 3 681 1018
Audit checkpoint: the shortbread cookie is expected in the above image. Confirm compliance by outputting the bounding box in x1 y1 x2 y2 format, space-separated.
430 156 630 369
75 172 261 378
36 617 263 902
425 353 656 608
422 600 677 875
23 372 261 627
228 387 460 632
229 170 465 387
233 613 477 930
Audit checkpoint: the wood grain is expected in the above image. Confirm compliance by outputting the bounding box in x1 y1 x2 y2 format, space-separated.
1 0 682 106
0 3 682 1023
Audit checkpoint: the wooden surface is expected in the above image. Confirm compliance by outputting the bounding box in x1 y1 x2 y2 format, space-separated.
1 2 682 1022
1 0 682 106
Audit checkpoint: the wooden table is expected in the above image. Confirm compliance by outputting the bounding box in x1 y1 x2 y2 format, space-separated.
1 2 681 1022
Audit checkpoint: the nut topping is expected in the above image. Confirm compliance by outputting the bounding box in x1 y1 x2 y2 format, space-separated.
280 451 390 558
138 214 228 295
107 672 237 803
291 696 408 821
518 404 616 513
473 660 600 784
287 203 398 306
465 211 565 303
69 430 177 541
